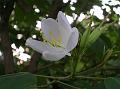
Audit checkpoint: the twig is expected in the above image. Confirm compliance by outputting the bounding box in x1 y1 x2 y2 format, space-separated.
75 76 106 80
35 74 71 80
57 81 81 89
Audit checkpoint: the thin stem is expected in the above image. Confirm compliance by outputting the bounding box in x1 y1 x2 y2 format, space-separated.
75 76 106 80
35 74 71 80
57 81 81 89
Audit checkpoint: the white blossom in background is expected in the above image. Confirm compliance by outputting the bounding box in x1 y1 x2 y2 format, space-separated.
101 0 110 5
90 5 104 20
33 5 40 13
63 0 77 4
26 11 79 61
70 6 76 11
0 51 2 56
118 18 120 25
34 8 40 13
109 0 120 6
32 35 37 39
113 7 120 15
63 0 69 3
72 13 77 20
36 21 41 28
102 5 111 13
17 34 23 39
101 0 120 5
78 13 86 22
70 0 77 5
0 51 3 60
11 43 31 62
13 25 19 30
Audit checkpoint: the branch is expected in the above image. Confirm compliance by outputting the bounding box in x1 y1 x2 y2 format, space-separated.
28 52 41 73
0 0 15 73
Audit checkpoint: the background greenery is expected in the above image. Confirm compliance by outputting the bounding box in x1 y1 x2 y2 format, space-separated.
0 0 120 89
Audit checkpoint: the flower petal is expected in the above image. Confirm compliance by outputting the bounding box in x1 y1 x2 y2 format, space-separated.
41 18 62 43
26 38 67 54
57 11 72 47
66 27 79 52
26 38 51 53
42 51 67 61
57 11 72 33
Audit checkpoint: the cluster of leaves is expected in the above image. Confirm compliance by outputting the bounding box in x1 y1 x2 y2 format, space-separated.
0 0 120 89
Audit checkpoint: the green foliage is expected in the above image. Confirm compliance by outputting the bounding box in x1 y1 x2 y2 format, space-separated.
104 77 120 89
0 0 120 89
0 72 36 89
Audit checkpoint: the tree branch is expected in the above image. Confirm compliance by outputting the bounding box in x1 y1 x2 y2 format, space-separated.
0 0 15 73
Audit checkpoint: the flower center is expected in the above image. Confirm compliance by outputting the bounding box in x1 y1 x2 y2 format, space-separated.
42 31 63 48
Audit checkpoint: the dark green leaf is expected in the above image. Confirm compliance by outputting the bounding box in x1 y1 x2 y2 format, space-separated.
0 72 36 89
104 77 120 89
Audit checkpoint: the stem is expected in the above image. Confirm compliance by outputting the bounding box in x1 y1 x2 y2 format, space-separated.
28 52 40 73
35 74 71 80
57 81 81 89
75 76 106 80
0 0 15 74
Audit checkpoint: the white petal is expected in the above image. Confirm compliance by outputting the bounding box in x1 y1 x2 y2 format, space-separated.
41 18 62 43
57 11 72 47
26 38 51 53
42 51 67 61
57 11 72 33
26 38 67 54
66 27 79 52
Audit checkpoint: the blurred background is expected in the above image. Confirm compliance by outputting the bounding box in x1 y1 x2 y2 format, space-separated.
0 0 120 89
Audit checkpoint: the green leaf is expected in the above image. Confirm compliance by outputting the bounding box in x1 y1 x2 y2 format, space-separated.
0 72 36 89
104 77 120 89
88 29 104 48
80 28 104 53
80 29 91 52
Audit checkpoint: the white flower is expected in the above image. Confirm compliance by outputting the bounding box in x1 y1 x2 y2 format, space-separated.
26 11 79 61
